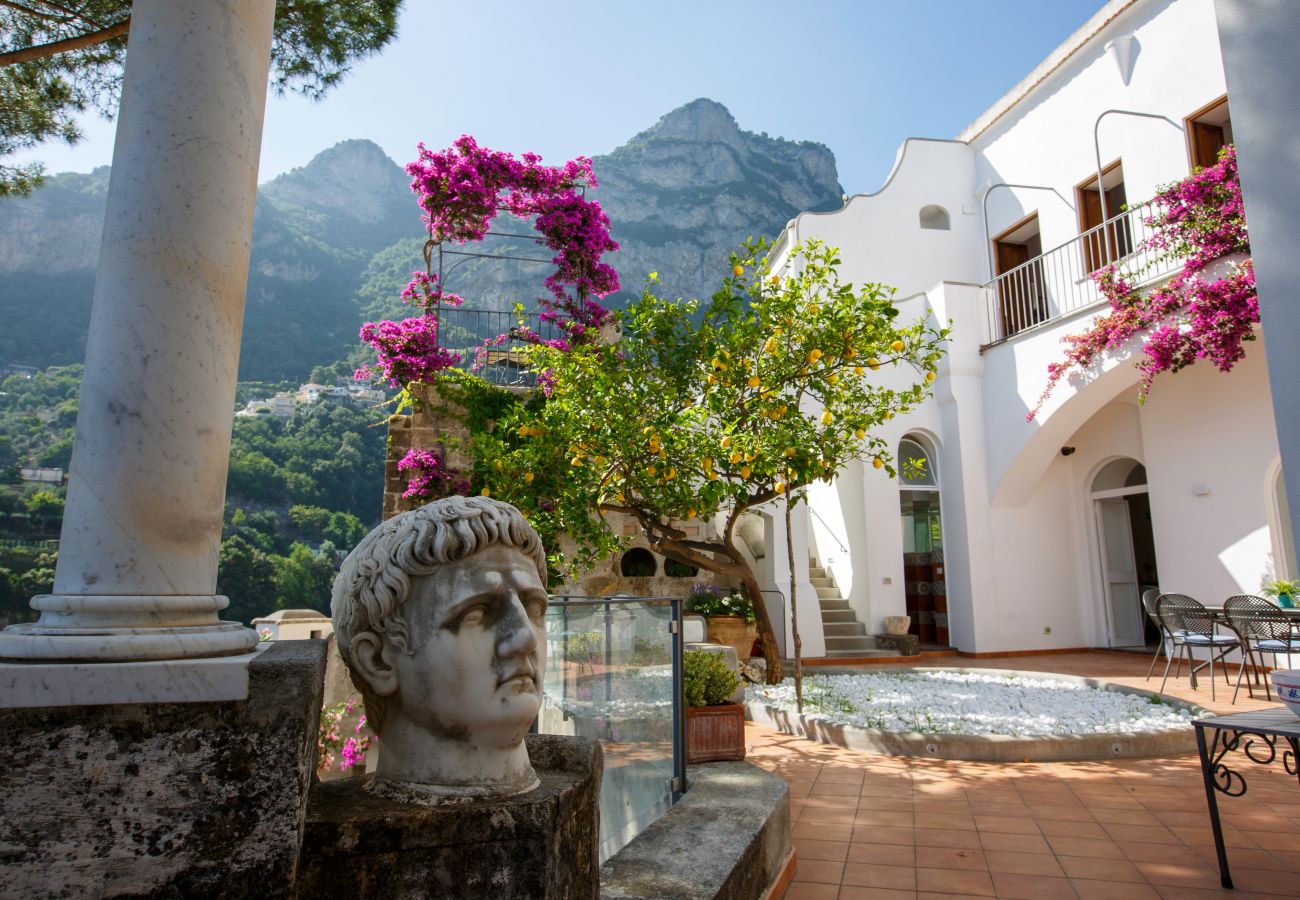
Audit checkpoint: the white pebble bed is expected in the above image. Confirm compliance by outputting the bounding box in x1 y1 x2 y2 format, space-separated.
751 670 1195 736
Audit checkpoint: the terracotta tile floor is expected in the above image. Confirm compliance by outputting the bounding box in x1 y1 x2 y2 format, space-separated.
745 651 1300 899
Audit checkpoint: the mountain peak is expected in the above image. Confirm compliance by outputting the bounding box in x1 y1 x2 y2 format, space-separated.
640 98 741 144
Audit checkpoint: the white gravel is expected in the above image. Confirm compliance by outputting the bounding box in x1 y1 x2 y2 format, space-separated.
751 670 1195 736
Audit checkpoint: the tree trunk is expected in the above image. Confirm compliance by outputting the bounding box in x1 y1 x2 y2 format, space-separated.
736 562 784 684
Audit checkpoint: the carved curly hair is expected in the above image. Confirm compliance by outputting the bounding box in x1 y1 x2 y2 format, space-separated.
330 495 547 733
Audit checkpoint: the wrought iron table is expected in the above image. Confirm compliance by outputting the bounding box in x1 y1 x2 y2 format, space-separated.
1194 708 1300 889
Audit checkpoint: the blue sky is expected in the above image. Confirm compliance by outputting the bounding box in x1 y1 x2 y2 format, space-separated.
17 0 1103 195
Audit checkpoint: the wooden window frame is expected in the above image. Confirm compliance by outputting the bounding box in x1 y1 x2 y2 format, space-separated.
1184 94 1231 172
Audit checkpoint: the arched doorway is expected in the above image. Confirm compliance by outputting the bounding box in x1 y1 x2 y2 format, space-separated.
1091 458 1159 648
899 436 947 646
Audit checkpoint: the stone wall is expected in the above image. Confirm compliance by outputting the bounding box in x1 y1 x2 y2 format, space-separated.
382 382 474 521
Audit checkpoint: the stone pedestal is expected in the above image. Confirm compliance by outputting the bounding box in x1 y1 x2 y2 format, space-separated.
295 734 602 899
0 641 327 899
874 632 920 656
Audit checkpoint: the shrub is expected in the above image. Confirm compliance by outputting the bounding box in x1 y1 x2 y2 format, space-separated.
683 650 739 707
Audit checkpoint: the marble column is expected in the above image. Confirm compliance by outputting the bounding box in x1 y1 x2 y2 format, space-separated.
0 0 277 662
1214 0 1300 573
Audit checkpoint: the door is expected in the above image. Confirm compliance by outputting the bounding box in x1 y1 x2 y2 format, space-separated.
1096 498 1144 647
994 237 1045 337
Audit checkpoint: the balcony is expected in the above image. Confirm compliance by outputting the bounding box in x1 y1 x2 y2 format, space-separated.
436 306 564 386
981 202 1180 347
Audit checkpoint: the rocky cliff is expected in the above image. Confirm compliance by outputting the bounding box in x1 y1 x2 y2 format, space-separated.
0 100 842 381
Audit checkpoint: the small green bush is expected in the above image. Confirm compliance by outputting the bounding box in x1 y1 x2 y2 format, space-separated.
683 650 739 707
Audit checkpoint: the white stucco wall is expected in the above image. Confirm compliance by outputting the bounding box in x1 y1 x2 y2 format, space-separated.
770 0 1286 656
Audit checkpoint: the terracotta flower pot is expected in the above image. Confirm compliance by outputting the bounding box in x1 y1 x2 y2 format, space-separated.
685 701 747 763
706 615 758 662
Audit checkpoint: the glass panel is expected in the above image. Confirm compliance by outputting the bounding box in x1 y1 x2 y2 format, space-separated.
538 599 676 863
899 439 937 487
1098 499 1143 646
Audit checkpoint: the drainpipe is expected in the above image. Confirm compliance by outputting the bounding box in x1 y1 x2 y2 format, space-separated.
1092 109 1184 223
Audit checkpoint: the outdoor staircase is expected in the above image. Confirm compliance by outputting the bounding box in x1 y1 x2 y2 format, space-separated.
811 560 883 658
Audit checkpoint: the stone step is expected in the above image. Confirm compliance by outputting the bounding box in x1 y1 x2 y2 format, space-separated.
810 576 835 589
820 610 858 624
808 567 827 579
824 648 897 658
815 586 841 599
823 622 867 637
818 599 851 611
824 635 877 651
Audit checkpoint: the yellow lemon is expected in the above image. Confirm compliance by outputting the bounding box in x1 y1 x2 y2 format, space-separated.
826 373 839 384
481 487 491 497
570 457 583 467
748 376 761 389
890 339 906 353
702 457 714 471
665 467 676 480
873 457 884 470
762 337 777 354
708 471 718 481
853 365 864 376
845 347 858 359
524 472 535 483
770 275 779 285
687 508 697 519
925 371 936 383
721 436 733 449
740 466 752 479
775 481 787 494
854 428 866 439
807 348 823 364
733 264 744 277
729 451 743 465
822 410 834 426
744 451 755 462
707 374 718 385
784 447 797 458
647 466 657 477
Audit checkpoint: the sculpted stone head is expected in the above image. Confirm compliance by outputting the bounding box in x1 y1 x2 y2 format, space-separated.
331 495 549 799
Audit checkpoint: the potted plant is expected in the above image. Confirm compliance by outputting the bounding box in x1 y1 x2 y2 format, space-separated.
683 650 746 763
1263 578 1300 609
687 583 759 662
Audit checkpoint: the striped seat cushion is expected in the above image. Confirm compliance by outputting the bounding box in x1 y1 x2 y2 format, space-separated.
1257 639 1300 653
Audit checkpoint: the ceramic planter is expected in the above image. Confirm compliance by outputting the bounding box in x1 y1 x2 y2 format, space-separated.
706 615 758 662
685 700 747 763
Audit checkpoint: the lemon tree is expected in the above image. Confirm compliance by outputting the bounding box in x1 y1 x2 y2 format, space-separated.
478 239 947 682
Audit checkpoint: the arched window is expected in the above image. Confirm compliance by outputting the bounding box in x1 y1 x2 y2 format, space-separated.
919 204 950 230
898 437 937 487
619 547 657 577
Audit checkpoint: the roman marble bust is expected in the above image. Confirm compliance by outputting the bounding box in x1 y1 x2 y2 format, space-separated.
331 495 549 800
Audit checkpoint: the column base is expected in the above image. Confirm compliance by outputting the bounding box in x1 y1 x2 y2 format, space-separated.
0 594 259 661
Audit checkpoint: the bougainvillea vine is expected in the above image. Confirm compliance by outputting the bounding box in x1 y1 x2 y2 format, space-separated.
356 137 619 389
1029 146 1253 420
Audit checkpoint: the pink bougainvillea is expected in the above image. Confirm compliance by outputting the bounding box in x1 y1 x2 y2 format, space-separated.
396 447 470 500
356 137 618 389
1029 146 1253 420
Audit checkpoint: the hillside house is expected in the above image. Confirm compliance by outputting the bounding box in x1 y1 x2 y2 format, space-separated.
758 0 1287 660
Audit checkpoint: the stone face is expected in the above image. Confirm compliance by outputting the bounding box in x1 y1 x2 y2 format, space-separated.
296 734 602 900
0 641 327 899
332 497 549 797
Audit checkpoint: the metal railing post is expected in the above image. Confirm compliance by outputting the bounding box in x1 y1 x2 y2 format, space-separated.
671 596 686 800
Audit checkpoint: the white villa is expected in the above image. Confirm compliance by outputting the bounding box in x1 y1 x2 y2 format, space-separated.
755 0 1288 660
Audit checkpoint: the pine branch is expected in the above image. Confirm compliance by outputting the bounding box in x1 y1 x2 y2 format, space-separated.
0 17 128 67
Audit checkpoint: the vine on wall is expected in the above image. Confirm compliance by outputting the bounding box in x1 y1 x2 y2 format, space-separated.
1030 146 1253 421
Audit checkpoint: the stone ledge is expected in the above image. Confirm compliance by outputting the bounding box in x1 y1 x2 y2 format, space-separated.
599 761 790 900
0 641 327 899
